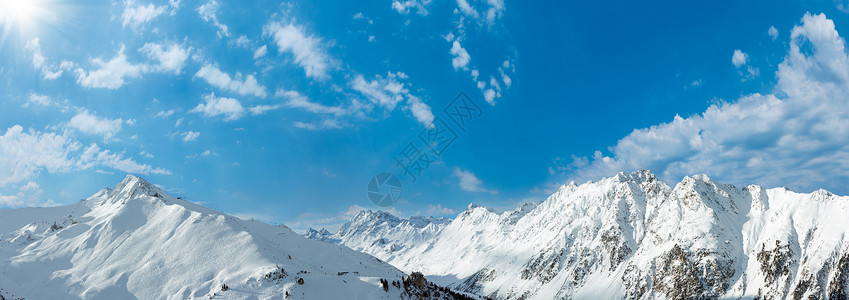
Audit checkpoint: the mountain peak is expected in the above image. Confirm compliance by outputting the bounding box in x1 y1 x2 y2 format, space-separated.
109 174 169 203
811 188 836 201
343 210 402 232
613 169 658 183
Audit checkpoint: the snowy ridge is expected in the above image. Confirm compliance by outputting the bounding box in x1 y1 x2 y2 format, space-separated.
308 210 451 261
0 175 475 300
311 170 849 299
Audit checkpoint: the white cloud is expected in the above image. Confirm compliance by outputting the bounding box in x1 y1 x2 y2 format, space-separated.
565 13 849 194
189 91 281 120
68 110 127 140
392 0 432 15
140 151 154 158
292 122 315 130
501 70 512 87
139 42 189 74
293 119 344 130
489 75 501 90
444 32 455 42
79 143 171 175
452 167 496 193
19 181 39 192
23 93 52 108
407 95 434 126
456 0 479 18
0 125 169 187
263 22 331 79
450 40 471 70
278 89 345 116
483 0 505 24
426 204 455 215
74 45 147 89
25 38 46 69
194 64 267 98
197 0 229 38
732 49 758 79
24 38 75 80
456 0 504 24
121 0 173 28
253 45 267 59
350 72 408 111
155 109 176 118
235 35 251 47
690 79 703 87
345 205 366 217
732 49 748 67
181 131 200 142
768 26 779 40
349 72 434 126
185 150 212 159
483 89 497 105
446 35 512 106
837 0 849 13
0 180 51 208
41 63 70 80
190 93 245 121
0 193 22 207
353 12 373 24
0 126 80 186
248 104 281 116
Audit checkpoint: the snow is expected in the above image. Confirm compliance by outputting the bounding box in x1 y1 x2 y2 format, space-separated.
310 170 849 299
0 175 415 299
4 171 846 299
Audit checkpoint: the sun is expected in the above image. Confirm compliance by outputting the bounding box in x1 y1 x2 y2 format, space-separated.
0 0 42 26
0 0 54 46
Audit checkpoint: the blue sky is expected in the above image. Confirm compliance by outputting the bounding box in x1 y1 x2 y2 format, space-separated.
3 0 849 231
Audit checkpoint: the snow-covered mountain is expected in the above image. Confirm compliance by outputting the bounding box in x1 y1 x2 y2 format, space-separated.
306 210 451 260
0 175 474 300
309 170 849 300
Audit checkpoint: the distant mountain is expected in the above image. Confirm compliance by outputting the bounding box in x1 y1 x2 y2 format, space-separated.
0 175 475 300
308 170 849 300
308 210 451 259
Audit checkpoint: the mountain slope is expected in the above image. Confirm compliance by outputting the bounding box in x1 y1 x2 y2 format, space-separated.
0 175 471 300
310 170 849 300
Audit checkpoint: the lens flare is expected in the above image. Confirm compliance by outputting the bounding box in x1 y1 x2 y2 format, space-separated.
1 0 41 25
0 0 55 47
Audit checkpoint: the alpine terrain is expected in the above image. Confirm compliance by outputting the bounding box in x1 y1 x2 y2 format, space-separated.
0 175 475 300
308 170 849 300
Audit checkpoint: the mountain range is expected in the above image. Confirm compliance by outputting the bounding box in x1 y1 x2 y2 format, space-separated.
307 170 849 300
1 171 847 299
0 175 474 300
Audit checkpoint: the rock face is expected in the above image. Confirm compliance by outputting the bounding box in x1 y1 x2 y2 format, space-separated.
309 170 849 300
0 175 472 300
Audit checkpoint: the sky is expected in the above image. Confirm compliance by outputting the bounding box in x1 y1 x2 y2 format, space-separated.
2 0 849 232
